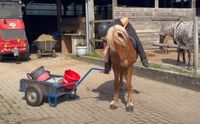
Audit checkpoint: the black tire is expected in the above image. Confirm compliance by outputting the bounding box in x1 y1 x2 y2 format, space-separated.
52 49 56 58
24 43 30 61
69 89 76 99
21 52 30 61
25 85 43 106
0 55 2 62
37 50 42 58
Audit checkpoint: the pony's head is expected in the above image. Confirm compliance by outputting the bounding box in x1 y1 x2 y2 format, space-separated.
106 25 129 51
106 25 130 67
159 24 166 44
159 22 177 44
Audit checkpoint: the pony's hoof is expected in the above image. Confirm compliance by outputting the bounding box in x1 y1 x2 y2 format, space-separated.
176 62 180 65
110 104 118 110
126 105 134 112
110 100 118 110
126 102 134 112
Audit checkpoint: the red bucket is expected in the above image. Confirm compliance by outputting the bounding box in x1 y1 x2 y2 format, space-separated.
62 69 80 89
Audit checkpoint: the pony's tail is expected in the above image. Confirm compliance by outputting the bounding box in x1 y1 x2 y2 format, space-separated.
106 25 129 51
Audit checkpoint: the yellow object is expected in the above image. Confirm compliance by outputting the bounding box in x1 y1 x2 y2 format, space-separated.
36 34 55 42
4 44 7 48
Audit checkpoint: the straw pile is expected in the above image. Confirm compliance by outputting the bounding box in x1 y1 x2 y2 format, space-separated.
36 34 55 42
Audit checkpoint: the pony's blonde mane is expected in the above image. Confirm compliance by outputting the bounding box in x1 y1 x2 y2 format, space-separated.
106 25 129 51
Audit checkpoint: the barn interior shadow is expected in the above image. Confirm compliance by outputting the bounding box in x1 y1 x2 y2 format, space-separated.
0 56 31 64
92 80 140 105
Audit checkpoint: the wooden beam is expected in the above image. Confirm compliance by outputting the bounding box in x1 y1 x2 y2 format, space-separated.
152 43 190 50
90 19 113 24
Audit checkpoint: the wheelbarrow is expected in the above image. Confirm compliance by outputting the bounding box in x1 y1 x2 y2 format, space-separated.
19 68 103 107
34 40 57 58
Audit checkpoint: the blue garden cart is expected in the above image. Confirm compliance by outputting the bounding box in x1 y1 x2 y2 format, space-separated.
19 68 103 107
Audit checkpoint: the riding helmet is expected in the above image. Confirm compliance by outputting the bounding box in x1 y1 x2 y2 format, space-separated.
97 22 111 38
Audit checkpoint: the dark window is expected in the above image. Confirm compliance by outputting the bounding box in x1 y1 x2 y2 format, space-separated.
197 0 200 16
0 30 26 40
117 0 155 8
159 0 191 8
0 2 22 18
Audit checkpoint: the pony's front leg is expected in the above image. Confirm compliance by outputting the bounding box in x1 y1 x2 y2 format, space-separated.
126 67 134 112
110 72 120 110
119 72 123 92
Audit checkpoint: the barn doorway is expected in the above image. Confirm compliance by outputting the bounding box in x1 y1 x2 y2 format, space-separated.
197 0 200 16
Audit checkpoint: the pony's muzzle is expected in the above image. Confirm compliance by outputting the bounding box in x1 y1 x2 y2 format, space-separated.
121 59 128 67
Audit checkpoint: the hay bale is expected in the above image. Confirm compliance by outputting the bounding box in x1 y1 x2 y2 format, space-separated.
36 34 56 42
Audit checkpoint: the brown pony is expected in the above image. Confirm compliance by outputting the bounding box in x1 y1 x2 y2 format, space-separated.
106 25 137 112
162 34 174 54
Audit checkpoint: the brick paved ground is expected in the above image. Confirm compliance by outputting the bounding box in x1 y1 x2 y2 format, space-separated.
0 54 200 124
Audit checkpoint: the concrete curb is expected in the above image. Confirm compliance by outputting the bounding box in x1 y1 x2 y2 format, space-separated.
72 56 200 91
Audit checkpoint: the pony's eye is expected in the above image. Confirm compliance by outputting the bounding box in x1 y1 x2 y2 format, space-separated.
118 33 123 38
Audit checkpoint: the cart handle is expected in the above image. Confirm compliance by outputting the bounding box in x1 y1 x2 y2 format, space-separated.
76 68 103 87
27 73 32 79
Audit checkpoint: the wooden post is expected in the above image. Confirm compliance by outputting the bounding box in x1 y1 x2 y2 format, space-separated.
112 0 117 18
193 16 199 73
112 0 117 7
85 0 90 52
56 0 62 33
192 0 196 9
192 0 196 17
88 0 95 52
155 0 159 9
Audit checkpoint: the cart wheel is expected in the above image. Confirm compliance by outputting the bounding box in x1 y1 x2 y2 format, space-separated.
0 55 2 62
52 49 56 58
37 50 42 58
25 85 43 106
23 44 30 61
21 52 30 61
69 89 77 99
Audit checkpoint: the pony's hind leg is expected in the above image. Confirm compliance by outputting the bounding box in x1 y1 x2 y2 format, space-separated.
187 50 191 69
125 67 134 112
181 49 186 64
176 48 182 65
110 72 120 110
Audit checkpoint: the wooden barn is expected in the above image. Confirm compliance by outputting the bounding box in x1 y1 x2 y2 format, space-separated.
111 0 200 49
3 0 200 52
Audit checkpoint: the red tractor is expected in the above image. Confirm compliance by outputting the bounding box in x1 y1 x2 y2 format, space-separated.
0 19 29 61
